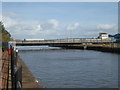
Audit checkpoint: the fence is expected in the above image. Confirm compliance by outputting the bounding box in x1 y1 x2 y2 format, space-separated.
10 45 22 90
1 42 22 89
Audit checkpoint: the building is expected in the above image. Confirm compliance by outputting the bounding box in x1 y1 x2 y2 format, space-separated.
99 33 109 39
109 33 120 42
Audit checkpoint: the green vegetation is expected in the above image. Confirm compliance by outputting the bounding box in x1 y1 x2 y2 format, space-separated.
0 22 12 50
0 22 11 42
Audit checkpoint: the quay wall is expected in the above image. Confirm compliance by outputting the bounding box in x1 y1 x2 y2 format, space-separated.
51 43 120 53
17 56 42 88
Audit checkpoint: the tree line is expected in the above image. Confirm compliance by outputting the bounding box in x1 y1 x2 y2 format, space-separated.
0 22 11 42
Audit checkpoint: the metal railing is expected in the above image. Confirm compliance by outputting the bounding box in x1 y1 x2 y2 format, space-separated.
15 38 113 45
10 45 22 90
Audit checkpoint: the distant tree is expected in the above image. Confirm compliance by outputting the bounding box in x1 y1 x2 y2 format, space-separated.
0 22 11 42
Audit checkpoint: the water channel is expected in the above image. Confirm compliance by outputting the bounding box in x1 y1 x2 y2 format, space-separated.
18 46 118 88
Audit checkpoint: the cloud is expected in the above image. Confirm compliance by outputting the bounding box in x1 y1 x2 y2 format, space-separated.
48 19 60 29
41 19 60 31
2 16 43 37
28 24 43 35
3 17 17 29
97 24 117 30
2 15 118 39
3 12 25 19
2 16 62 39
0 14 2 21
66 22 80 30
4 12 21 17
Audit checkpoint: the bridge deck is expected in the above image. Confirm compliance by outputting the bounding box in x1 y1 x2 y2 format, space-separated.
14 38 113 46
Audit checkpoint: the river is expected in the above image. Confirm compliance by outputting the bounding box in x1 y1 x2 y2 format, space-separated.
17 46 118 88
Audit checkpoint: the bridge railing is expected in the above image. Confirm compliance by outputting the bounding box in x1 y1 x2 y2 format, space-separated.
16 38 113 44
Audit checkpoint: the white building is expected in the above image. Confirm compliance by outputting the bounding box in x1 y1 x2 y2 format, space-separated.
99 33 109 39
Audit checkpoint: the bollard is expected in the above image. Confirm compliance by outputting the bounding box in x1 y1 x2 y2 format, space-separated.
8 42 11 55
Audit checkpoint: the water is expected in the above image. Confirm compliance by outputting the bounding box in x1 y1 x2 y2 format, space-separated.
18 46 118 88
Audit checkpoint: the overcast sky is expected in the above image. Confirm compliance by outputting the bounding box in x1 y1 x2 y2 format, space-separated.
2 2 118 40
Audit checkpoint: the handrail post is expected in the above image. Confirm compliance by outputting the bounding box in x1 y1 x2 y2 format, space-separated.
11 45 15 90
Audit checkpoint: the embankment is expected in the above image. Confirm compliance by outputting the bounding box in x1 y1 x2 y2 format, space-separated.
52 43 120 54
17 56 42 88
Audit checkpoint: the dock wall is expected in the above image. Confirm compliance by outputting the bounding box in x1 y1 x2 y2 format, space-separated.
17 56 42 88
51 43 120 53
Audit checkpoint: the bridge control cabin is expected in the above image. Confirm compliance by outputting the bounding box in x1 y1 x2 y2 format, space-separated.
99 33 109 39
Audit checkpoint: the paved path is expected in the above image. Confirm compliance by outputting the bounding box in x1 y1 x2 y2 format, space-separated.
0 48 42 89
0 50 9 89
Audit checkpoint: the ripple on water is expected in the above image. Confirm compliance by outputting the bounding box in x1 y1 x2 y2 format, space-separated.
19 49 118 88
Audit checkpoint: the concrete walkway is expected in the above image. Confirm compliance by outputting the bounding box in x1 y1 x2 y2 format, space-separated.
1 50 9 89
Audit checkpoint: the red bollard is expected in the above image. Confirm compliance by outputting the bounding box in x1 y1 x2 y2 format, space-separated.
8 42 11 55
8 48 11 55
